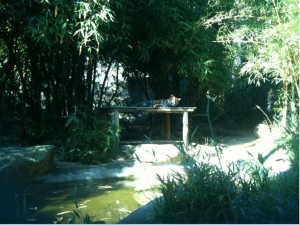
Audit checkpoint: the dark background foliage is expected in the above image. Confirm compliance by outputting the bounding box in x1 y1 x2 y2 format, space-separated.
0 0 298 163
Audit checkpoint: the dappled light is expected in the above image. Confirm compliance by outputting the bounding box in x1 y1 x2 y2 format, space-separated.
0 0 298 223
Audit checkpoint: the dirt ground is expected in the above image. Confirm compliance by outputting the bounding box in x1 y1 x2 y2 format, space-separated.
208 127 257 145
192 125 291 176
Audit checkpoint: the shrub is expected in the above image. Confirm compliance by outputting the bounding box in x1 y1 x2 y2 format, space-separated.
275 115 299 172
62 109 118 164
155 162 238 223
154 161 299 224
154 131 299 224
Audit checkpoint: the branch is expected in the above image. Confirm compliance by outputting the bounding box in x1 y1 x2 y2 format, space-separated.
212 39 266 45
204 14 266 28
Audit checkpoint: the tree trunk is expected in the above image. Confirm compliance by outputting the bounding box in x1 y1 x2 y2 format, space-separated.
99 60 112 106
108 63 120 105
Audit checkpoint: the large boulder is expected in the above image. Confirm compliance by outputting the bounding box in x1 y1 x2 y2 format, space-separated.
0 145 55 181
254 123 270 138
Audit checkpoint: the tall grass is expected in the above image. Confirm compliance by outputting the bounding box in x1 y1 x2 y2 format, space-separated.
153 116 299 224
155 162 238 223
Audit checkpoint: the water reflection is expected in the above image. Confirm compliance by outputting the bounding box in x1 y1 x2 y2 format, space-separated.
2 178 141 224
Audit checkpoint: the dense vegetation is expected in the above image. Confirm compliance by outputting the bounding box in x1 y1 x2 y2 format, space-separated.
154 116 299 223
0 0 298 159
0 0 298 223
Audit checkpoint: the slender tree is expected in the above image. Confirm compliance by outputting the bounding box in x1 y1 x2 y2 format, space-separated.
203 0 299 124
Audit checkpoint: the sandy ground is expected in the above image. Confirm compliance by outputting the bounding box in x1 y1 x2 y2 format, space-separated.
190 127 291 175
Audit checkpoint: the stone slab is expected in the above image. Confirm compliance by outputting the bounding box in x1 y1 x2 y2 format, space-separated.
0 145 55 181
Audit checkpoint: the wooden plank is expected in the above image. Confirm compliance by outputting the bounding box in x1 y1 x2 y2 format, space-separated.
99 106 196 113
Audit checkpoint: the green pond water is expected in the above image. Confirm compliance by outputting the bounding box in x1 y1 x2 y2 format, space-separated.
14 179 142 224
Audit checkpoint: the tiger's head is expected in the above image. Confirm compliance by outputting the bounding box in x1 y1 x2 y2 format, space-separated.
168 95 181 106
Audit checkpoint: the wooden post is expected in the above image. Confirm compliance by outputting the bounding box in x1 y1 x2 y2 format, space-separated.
112 110 119 135
182 112 189 149
164 114 171 139
113 110 119 124
112 110 120 149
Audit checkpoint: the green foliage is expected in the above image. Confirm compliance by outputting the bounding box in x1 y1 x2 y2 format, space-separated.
204 0 299 122
0 114 56 146
74 0 113 54
106 0 229 96
63 109 118 164
275 114 299 172
155 162 237 223
154 137 299 223
235 145 299 223
0 0 230 141
155 161 298 223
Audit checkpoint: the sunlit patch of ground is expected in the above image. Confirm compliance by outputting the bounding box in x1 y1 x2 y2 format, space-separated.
118 127 291 192
189 128 290 175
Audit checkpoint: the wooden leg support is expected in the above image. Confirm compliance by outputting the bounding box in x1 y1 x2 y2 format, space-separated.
182 112 189 149
113 110 120 148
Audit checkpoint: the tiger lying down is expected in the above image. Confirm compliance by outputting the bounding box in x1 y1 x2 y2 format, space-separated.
134 95 181 108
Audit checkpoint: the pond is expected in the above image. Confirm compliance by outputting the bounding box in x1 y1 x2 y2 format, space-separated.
2 177 153 224
0 144 185 224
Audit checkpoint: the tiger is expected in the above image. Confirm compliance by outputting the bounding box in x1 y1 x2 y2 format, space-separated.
134 95 181 108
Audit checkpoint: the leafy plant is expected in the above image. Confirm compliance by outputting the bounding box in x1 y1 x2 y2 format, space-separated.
275 114 299 172
74 0 113 54
204 0 299 125
0 114 56 146
69 202 94 224
63 109 118 164
154 162 238 224
153 134 299 223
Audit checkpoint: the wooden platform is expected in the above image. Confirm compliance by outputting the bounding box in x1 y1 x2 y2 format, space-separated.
99 106 197 148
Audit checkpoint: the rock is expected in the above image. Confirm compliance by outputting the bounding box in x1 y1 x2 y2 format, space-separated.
0 145 55 181
133 191 162 206
118 199 159 224
254 123 270 138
